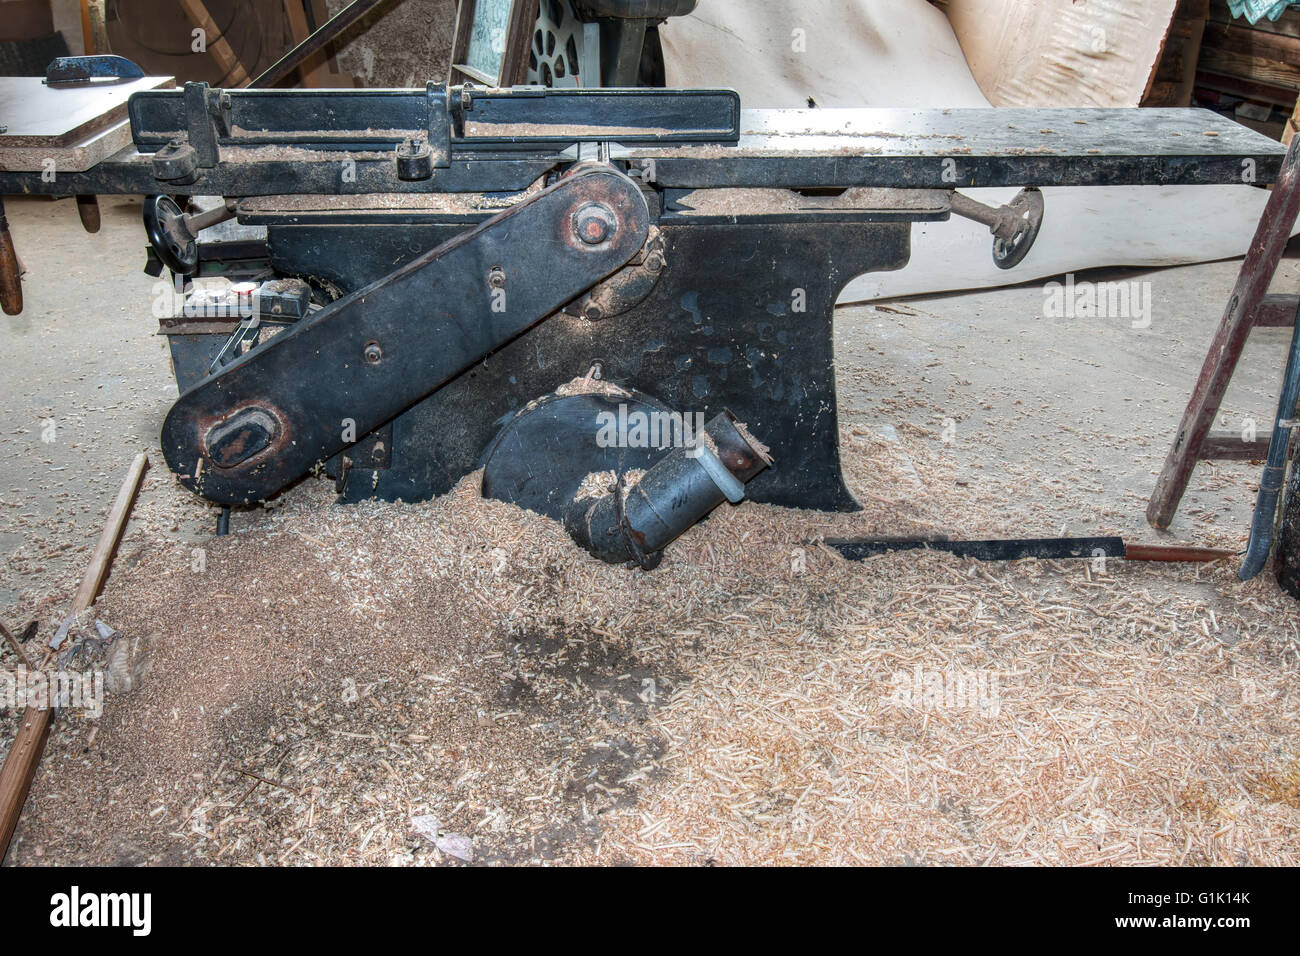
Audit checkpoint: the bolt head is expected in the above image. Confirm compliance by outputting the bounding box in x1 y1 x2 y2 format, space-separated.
572 203 616 246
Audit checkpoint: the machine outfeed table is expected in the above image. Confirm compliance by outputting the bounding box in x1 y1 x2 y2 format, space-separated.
0 74 1288 565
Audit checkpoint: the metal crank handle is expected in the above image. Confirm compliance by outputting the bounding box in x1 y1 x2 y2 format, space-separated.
949 187 1045 270
143 196 238 276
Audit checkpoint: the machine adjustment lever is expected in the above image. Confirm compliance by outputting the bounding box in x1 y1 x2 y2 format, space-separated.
142 196 237 276
949 187 1045 270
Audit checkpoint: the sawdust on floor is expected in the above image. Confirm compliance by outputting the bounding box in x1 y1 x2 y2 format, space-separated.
3 417 1297 866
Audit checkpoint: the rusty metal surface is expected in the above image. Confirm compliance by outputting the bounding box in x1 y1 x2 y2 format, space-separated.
161 164 650 504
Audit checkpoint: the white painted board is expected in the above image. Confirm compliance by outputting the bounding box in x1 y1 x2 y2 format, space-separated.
660 0 1292 303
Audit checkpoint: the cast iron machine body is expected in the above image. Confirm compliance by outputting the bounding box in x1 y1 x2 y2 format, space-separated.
0 74 1289 563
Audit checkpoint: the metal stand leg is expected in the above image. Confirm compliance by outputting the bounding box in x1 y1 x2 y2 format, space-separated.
1278 431 1300 597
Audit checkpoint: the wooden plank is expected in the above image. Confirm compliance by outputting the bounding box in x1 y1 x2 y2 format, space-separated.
0 709 54 859
1 119 134 175
71 453 150 611
178 0 251 87
1198 45 1300 91
1251 292 1300 326
1203 20 1300 63
0 75 172 149
1195 69 1298 108
0 453 148 863
1143 0 1209 107
1209 0 1300 38
1199 434 1272 459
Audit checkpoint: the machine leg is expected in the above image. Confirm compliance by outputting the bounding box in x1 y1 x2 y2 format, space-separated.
1278 436 1300 599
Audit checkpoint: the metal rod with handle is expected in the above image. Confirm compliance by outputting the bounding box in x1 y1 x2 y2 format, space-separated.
825 536 1237 564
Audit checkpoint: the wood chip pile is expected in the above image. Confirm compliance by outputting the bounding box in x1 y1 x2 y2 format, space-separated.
2 419 1297 866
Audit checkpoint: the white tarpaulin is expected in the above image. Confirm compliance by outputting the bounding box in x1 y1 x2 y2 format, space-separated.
660 0 1290 302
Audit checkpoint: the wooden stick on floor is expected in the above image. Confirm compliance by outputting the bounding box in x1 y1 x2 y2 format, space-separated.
0 452 148 863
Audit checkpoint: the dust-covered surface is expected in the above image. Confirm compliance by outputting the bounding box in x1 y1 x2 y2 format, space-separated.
2 194 1298 865
3 417 1297 866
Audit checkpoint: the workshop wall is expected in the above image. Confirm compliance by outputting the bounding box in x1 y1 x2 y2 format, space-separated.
322 0 456 87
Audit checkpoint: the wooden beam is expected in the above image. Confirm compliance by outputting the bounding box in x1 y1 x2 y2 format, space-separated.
1203 20 1300 63
178 0 252 87
282 0 329 88
1251 293 1300 327
0 453 148 863
0 709 53 860
1198 45 1300 91
1209 0 1300 39
1199 434 1272 459
1195 70 1298 108
71 453 149 612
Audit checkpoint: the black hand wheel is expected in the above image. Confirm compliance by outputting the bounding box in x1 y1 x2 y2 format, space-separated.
992 187 1044 270
143 194 198 276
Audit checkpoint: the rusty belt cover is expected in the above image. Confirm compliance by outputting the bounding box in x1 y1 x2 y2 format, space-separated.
161 164 650 504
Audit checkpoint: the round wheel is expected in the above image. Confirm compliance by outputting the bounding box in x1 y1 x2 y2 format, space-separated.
992 187 1044 270
143 194 198 276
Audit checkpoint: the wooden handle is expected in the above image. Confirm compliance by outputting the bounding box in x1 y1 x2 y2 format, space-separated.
1124 543 1238 563
0 709 55 859
0 199 22 316
76 194 102 234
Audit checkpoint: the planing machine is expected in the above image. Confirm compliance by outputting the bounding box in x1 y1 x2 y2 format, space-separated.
0 60 1289 566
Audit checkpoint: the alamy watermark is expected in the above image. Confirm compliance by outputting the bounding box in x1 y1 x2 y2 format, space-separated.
886 665 1003 717
1 667 104 718
1043 273 1152 329
596 404 706 456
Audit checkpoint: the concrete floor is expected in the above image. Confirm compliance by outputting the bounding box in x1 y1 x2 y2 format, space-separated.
1 195 181 617
1 194 1297 623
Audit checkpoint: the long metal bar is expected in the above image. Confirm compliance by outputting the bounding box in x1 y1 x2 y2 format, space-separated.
826 537 1236 563
826 537 1126 561
129 87 742 149
250 0 386 89
1239 300 1300 580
